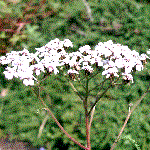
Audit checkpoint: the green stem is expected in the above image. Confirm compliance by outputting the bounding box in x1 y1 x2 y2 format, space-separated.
65 74 84 100
89 78 107 93
88 77 120 116
76 76 87 91
68 80 84 100
88 82 112 116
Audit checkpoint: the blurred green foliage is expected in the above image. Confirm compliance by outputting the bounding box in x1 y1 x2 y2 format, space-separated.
0 0 150 149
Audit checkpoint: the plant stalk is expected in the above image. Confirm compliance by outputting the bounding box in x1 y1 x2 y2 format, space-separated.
84 76 91 150
31 86 88 150
110 86 150 150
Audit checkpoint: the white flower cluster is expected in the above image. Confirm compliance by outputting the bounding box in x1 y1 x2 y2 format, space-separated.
0 38 149 86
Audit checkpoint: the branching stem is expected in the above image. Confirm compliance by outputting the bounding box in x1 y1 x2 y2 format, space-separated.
31 86 88 150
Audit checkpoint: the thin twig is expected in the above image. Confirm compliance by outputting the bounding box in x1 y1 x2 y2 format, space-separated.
89 105 95 129
82 0 94 22
89 78 107 93
88 77 121 116
76 76 87 91
38 114 49 139
88 70 102 82
64 74 84 100
68 80 84 100
88 82 112 116
110 85 150 150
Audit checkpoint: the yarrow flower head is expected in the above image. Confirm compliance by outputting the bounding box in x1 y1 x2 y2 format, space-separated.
0 38 149 86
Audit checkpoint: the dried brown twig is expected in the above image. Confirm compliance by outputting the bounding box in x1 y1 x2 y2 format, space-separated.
110 84 150 150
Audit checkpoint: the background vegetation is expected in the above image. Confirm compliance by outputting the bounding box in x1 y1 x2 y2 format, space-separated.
0 0 150 149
